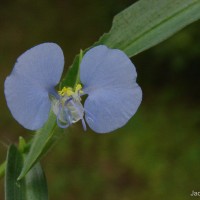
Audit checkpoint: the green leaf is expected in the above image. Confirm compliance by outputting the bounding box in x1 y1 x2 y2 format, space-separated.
60 49 83 88
18 111 63 180
5 145 48 200
5 145 25 200
60 54 80 88
96 0 200 57
25 163 48 200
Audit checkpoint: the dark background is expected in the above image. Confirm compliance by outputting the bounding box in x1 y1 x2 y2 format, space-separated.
0 0 200 199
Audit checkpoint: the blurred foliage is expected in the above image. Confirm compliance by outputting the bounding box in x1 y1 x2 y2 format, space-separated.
0 0 199 199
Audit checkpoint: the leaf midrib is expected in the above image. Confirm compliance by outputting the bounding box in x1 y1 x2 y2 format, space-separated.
122 0 199 55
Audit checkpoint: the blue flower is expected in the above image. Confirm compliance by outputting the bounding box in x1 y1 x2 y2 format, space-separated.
4 43 142 133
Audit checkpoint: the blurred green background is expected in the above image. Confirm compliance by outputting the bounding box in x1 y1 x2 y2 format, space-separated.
0 0 200 199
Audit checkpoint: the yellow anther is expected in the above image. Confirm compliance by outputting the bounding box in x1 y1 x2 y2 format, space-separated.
75 84 83 94
59 84 83 97
58 87 74 97
75 84 82 92
66 88 74 96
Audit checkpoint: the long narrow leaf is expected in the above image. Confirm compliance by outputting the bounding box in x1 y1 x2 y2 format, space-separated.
5 145 25 200
25 163 48 200
96 0 200 57
18 111 63 180
5 145 48 200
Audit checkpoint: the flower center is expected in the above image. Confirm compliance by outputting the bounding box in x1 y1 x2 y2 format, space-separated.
58 84 83 102
51 84 86 129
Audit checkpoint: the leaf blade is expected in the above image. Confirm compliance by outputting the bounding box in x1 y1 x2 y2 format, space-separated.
5 145 49 200
96 0 200 56
18 111 63 180
5 145 25 200
25 163 48 200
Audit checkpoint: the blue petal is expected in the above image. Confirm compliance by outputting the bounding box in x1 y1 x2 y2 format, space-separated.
4 43 64 130
12 43 64 89
80 45 142 133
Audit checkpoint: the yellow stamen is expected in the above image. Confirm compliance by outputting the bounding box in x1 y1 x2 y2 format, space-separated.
58 84 83 97
58 87 74 97
75 84 82 92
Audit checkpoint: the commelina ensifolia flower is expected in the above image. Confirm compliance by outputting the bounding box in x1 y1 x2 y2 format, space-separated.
4 43 142 133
